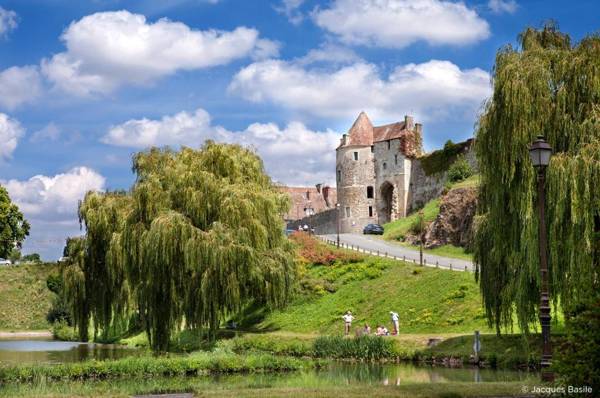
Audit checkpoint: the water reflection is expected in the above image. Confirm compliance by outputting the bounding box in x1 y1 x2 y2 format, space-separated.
0 339 142 364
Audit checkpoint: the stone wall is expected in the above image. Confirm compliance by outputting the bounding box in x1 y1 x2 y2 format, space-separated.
287 208 338 235
406 144 477 213
373 138 411 223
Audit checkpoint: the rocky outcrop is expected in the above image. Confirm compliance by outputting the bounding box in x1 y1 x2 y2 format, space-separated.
423 187 477 249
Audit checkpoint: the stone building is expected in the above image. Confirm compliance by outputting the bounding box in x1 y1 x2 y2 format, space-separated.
281 184 337 222
336 112 423 233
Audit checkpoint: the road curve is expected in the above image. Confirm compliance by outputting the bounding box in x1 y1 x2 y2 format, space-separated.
320 233 474 272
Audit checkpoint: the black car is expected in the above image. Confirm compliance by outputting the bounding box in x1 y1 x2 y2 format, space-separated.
363 224 384 235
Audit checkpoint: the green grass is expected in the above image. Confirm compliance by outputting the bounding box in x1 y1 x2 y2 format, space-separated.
0 263 56 330
419 245 473 261
383 199 441 242
0 352 315 383
256 256 493 335
451 174 479 189
0 381 536 398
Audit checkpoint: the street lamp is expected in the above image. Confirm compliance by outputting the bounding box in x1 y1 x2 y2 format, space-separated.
336 203 341 248
529 135 554 382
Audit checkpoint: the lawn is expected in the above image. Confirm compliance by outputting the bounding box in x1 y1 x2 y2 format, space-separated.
256 255 492 335
0 263 57 330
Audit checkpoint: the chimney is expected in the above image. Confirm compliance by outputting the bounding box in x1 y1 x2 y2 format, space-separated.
340 134 348 146
322 185 330 207
315 183 322 193
415 123 422 135
404 115 414 130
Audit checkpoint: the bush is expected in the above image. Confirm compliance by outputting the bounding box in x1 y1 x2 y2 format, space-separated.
420 140 471 176
52 320 78 341
313 335 395 360
290 232 363 265
447 155 473 182
554 298 600 391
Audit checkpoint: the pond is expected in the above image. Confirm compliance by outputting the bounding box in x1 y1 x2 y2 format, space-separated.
0 338 142 364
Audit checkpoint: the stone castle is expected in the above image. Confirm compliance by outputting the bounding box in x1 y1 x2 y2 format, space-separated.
336 112 423 233
286 112 475 234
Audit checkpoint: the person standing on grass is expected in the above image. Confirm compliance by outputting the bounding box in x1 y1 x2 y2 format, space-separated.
342 311 354 335
390 311 399 335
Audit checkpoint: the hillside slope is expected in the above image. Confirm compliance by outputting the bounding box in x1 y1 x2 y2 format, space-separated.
0 264 56 330
256 235 492 335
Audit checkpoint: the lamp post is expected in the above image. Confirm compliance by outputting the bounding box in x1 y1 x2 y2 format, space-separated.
336 203 341 248
529 135 554 382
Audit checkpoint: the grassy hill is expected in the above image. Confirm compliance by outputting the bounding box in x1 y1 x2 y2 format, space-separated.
253 234 492 335
0 263 56 330
381 174 480 261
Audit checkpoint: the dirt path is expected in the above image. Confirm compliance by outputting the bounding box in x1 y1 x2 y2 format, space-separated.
0 330 52 338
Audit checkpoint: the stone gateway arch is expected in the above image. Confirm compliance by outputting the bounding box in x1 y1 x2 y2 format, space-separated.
335 112 423 233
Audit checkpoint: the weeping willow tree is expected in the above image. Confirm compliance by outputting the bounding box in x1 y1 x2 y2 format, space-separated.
475 23 600 334
64 142 295 351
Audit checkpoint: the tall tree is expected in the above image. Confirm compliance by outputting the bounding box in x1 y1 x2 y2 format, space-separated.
66 142 295 351
0 185 29 259
474 23 600 333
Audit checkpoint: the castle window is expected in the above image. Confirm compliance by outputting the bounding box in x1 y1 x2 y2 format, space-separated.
387 140 391 150
337 169 341 181
306 191 310 200
370 145 374 153
368 206 373 217
366 186 374 199
353 152 358 161
383 162 387 170
345 207 351 217
395 154 398 165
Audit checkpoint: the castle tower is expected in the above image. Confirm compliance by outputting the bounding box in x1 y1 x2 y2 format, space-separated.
336 112 423 233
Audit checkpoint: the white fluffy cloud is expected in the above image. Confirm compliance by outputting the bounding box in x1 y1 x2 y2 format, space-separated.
488 0 517 14
312 0 490 48
2 167 106 259
103 108 339 185
229 58 491 122
0 66 43 109
276 0 306 25
0 7 17 37
42 10 278 96
0 113 24 159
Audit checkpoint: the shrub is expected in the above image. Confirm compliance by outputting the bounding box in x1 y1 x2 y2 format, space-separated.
447 155 473 182
420 140 471 176
52 320 78 341
290 232 363 265
313 335 395 360
554 298 600 391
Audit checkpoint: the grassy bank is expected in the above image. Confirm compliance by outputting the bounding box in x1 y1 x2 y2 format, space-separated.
256 256 492 334
0 263 56 330
0 352 315 383
0 380 535 398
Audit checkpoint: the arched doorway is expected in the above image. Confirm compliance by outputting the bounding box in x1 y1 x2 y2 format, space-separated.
379 181 394 224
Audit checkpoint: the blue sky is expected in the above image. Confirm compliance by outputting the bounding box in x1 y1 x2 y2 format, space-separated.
0 0 598 259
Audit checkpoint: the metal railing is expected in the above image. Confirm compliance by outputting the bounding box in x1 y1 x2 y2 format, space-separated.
316 235 472 273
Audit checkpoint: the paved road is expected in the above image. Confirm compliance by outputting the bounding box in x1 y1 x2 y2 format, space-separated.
320 233 474 272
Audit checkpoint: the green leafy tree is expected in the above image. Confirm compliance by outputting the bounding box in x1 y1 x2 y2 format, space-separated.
474 23 600 333
64 142 295 351
0 186 29 259
22 253 41 263
447 156 473 183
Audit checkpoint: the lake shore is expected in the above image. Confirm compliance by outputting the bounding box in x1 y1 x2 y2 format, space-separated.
0 330 52 339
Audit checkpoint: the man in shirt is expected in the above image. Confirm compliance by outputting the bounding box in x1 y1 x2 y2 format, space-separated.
390 311 399 335
342 311 354 335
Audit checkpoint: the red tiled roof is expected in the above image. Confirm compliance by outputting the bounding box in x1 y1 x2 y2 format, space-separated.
373 122 407 142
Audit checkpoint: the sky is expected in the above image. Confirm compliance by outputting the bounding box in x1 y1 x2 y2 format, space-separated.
0 0 598 260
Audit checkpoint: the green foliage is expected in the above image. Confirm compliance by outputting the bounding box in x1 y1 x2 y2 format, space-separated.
0 352 312 383
313 335 395 360
21 253 41 263
63 142 296 352
419 140 472 176
52 320 78 341
447 156 474 183
226 333 314 357
0 185 29 260
8 248 21 263
474 24 600 333
554 298 600 391
383 198 440 241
